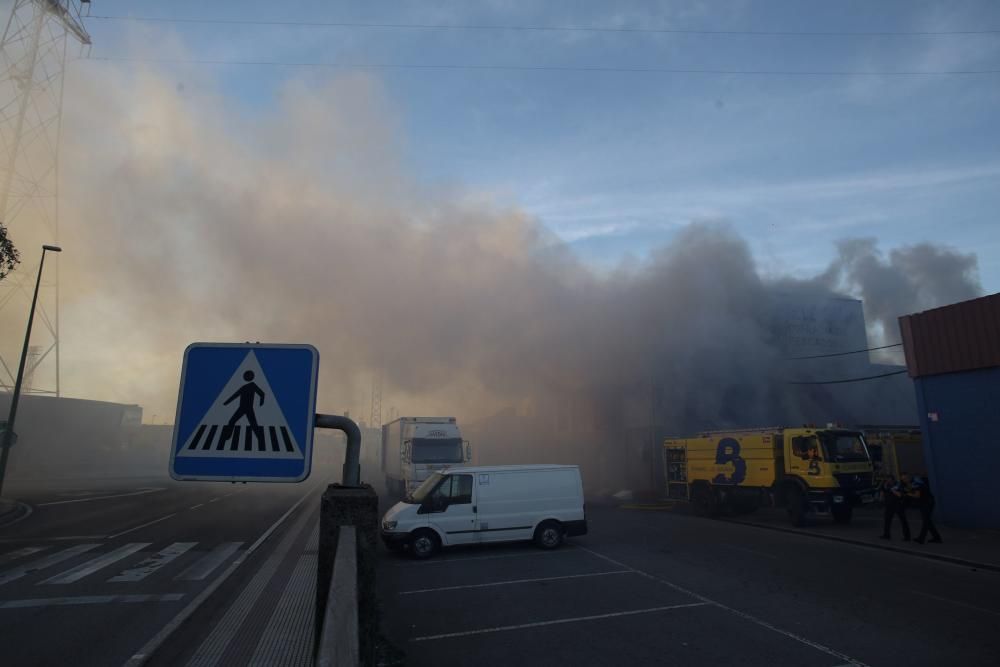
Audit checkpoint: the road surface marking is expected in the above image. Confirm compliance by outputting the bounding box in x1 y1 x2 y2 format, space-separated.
124 486 316 667
401 570 633 595
185 508 317 666
412 602 709 641
189 504 204 510
0 544 100 586
248 554 317 666
399 548 576 566
41 543 150 584
579 547 872 667
109 513 179 539
909 590 1000 617
208 497 221 503
721 544 779 560
108 543 197 583
174 542 243 581
38 488 164 507
0 593 184 609
0 546 47 566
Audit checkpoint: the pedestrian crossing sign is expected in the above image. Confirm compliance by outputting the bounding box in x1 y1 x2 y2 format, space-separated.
170 343 319 482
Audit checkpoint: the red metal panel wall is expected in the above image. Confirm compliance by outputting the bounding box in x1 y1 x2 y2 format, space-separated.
898 292 1000 378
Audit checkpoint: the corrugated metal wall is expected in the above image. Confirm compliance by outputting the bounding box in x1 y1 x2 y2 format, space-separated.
914 367 1000 528
899 292 1000 378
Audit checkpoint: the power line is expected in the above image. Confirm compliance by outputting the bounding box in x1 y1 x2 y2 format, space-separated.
788 342 903 360
788 369 908 385
82 56 1000 77
87 15 1000 37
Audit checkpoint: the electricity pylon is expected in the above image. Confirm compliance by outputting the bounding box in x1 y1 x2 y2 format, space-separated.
0 1 90 395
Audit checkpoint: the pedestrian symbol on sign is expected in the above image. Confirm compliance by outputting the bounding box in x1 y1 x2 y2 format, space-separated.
175 350 304 460
225 370 265 428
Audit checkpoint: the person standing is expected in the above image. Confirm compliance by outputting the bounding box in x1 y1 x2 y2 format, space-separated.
910 476 943 544
880 475 911 541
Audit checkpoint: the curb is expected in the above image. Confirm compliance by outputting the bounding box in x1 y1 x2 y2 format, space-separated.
723 517 1000 573
0 500 31 528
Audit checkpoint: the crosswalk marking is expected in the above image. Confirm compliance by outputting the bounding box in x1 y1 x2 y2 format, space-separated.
175 542 243 581
0 546 47 567
40 543 151 585
0 593 185 609
108 543 197 583
0 544 101 586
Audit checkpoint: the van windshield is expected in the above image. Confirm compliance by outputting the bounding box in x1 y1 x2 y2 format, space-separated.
408 472 443 504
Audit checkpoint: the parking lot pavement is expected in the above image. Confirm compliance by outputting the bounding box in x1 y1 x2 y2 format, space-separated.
377 504 1000 667
378 543 863 667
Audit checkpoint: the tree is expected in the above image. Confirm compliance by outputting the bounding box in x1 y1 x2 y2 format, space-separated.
0 221 18 281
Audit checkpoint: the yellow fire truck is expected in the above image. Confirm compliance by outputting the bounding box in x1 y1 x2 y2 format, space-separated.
663 426 876 525
860 426 926 485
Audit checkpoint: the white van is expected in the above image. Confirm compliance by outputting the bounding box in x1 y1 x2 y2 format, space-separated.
380 464 587 559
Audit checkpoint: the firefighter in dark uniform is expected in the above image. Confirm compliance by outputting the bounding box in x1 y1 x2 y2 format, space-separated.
909 476 943 544
880 475 911 541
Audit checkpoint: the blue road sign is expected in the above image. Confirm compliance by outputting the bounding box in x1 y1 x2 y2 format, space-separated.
170 343 319 482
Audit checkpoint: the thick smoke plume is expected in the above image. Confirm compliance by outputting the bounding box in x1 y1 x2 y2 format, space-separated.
1 65 981 489
821 238 981 350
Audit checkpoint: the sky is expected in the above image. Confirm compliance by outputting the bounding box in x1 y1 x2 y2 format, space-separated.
1 1 998 423
79 0 1000 288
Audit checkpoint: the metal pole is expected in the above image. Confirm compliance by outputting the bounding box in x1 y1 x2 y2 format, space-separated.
0 244 58 496
315 413 361 486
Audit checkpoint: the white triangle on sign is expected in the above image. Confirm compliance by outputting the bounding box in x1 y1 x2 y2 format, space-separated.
176 350 304 459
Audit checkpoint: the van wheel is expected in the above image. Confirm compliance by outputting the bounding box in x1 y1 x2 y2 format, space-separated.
409 530 439 559
534 521 563 549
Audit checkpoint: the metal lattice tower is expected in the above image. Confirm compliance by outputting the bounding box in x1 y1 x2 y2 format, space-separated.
0 1 90 395
369 371 383 429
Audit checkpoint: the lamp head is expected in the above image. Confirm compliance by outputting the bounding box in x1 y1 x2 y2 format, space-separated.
42 245 62 253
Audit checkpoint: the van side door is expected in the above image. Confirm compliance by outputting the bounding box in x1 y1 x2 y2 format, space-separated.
421 474 478 546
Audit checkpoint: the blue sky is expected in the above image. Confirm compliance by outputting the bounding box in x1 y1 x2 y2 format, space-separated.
81 0 1000 290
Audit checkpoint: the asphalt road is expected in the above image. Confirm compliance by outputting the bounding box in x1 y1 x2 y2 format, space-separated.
0 477 326 667
378 503 1000 667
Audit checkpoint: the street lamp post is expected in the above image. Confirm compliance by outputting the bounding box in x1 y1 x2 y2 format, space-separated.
0 244 62 497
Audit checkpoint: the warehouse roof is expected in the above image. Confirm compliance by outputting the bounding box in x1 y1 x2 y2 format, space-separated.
898 292 1000 378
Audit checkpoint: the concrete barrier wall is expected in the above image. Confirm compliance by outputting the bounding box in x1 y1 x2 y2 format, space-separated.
317 484 378 666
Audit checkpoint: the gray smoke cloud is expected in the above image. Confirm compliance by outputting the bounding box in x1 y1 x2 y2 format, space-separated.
4 64 977 489
821 238 981 348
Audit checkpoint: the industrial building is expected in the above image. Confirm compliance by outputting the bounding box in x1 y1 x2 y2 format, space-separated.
899 292 1000 528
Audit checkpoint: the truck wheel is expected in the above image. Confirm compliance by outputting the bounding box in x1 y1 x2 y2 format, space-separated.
786 487 807 527
692 484 718 518
409 530 439 559
534 521 564 549
832 505 853 524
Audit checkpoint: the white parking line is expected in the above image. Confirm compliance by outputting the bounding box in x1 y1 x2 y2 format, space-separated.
399 548 577 566
0 594 184 609
401 569 632 595
189 504 204 510
412 602 709 641
909 590 1000 617
579 547 872 667
38 488 164 507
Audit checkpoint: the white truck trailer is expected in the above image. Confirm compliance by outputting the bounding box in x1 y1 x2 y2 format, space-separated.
382 417 470 496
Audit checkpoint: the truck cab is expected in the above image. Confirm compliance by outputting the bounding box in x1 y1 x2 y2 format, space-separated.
780 427 876 524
